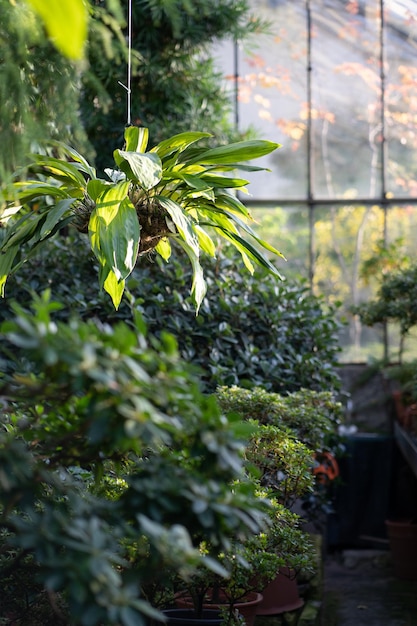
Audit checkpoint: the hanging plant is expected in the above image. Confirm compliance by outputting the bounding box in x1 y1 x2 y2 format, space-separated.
0 126 283 309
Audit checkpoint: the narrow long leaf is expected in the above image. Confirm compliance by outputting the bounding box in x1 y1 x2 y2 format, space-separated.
220 209 286 259
40 199 76 239
48 141 97 179
210 190 252 219
151 131 211 161
199 173 250 188
185 140 280 166
176 239 207 313
193 225 216 257
214 226 284 279
7 181 72 204
1 212 45 251
157 196 200 257
28 154 86 188
0 246 20 296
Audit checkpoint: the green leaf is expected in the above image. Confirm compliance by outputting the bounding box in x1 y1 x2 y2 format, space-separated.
114 150 162 190
157 196 200 257
124 126 149 153
0 246 19 296
26 0 88 60
120 606 143 626
215 227 284 279
1 212 45 252
40 199 75 239
166 172 212 191
104 269 125 310
185 140 280 166
152 131 211 160
87 179 109 202
176 239 207 313
9 181 73 205
29 154 86 188
155 238 172 261
213 191 252 219
89 183 140 282
199 173 250 188
220 209 286 260
194 225 216 257
49 141 97 179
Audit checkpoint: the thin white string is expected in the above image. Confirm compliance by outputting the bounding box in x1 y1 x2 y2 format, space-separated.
118 0 133 126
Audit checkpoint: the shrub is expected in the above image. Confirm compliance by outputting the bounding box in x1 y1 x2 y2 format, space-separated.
0 234 341 394
0 293 269 625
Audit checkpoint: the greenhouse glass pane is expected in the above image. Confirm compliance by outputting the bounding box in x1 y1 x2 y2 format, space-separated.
386 204 417 360
212 1 308 200
385 2 417 198
249 205 310 280
313 204 385 362
311 1 382 199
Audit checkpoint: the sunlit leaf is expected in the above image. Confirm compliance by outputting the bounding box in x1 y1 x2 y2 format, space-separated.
87 179 109 202
176 240 207 313
157 196 199 257
114 150 162 190
124 126 149 153
89 183 140 282
151 131 211 160
104 269 125 310
155 238 172 260
185 140 280 166
26 0 88 60
193 225 216 257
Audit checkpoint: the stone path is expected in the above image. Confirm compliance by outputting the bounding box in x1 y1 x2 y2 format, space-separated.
322 549 417 626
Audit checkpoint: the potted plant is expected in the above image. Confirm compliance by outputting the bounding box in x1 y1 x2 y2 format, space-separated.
0 126 282 311
169 492 314 626
215 385 342 615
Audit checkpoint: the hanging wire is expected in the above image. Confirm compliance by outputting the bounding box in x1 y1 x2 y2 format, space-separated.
118 0 133 126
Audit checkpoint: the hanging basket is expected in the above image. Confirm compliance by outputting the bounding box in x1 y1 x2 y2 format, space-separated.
73 193 173 255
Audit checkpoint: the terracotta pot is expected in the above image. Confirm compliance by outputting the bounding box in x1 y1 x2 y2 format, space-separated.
386 519 417 580
175 590 263 626
256 568 304 616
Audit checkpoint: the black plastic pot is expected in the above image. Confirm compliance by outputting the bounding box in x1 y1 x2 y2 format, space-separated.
162 609 223 626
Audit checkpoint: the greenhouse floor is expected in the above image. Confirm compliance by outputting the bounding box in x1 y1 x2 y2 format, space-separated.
321 548 417 625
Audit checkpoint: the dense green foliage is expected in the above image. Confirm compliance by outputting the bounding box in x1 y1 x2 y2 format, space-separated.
0 0 88 178
216 387 343 453
0 295 268 625
82 0 265 171
0 234 341 394
133 248 342 393
0 0 262 181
